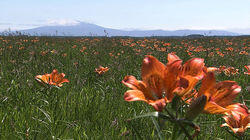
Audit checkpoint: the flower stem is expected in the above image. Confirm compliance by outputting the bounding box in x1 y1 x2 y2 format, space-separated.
164 108 193 140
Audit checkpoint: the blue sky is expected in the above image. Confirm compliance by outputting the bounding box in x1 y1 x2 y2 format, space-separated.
1 0 250 32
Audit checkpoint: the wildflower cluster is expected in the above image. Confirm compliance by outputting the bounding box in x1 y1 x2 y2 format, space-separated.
122 53 249 138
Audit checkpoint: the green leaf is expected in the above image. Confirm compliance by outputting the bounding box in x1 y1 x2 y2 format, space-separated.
37 107 52 123
151 115 163 140
128 112 159 121
171 95 181 112
171 123 183 140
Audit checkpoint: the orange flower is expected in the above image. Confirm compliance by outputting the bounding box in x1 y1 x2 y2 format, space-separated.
221 67 239 76
122 54 205 111
225 47 234 51
244 65 250 75
239 51 248 55
95 66 109 75
168 53 205 98
163 43 171 46
35 69 69 87
221 104 250 135
80 47 87 52
217 51 224 57
197 72 241 114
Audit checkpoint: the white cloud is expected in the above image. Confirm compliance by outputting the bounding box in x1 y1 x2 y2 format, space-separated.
46 19 80 26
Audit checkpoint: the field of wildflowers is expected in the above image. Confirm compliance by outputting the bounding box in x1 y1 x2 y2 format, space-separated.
0 36 249 139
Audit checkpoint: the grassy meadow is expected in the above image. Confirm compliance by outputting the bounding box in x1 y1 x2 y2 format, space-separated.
0 35 249 139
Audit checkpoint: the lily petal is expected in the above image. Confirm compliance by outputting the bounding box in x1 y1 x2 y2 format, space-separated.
206 67 219 73
212 81 241 107
124 89 167 112
141 55 166 98
242 115 250 129
183 58 205 80
35 74 51 84
204 101 229 114
149 98 166 112
221 110 250 135
226 103 249 116
122 76 154 99
175 75 199 97
164 60 182 101
167 53 181 64
124 90 147 102
122 75 143 90
50 69 59 83
198 72 216 97
141 55 165 80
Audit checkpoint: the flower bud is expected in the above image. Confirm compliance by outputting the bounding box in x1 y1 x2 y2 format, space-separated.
186 95 207 120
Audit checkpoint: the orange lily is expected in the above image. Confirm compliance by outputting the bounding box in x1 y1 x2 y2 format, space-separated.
95 66 109 75
35 69 69 87
244 65 250 75
197 72 241 114
221 104 250 135
123 56 167 111
122 54 205 111
167 53 205 99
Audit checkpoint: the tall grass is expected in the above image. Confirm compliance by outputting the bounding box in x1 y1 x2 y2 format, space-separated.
0 36 249 139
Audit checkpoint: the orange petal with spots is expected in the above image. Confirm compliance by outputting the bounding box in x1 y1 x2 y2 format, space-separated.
203 101 229 114
122 75 143 90
122 76 154 100
198 72 216 97
226 103 249 115
175 75 199 97
211 81 241 107
35 74 51 84
141 55 165 80
148 98 166 112
221 110 250 135
141 55 166 98
164 60 182 101
182 58 205 80
124 90 147 102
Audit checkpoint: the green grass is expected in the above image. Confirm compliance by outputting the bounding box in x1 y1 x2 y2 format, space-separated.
0 36 249 139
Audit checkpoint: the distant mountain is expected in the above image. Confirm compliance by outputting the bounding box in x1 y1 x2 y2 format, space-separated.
227 28 250 35
19 22 239 36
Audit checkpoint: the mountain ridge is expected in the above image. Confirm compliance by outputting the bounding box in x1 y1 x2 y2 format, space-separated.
18 22 240 36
